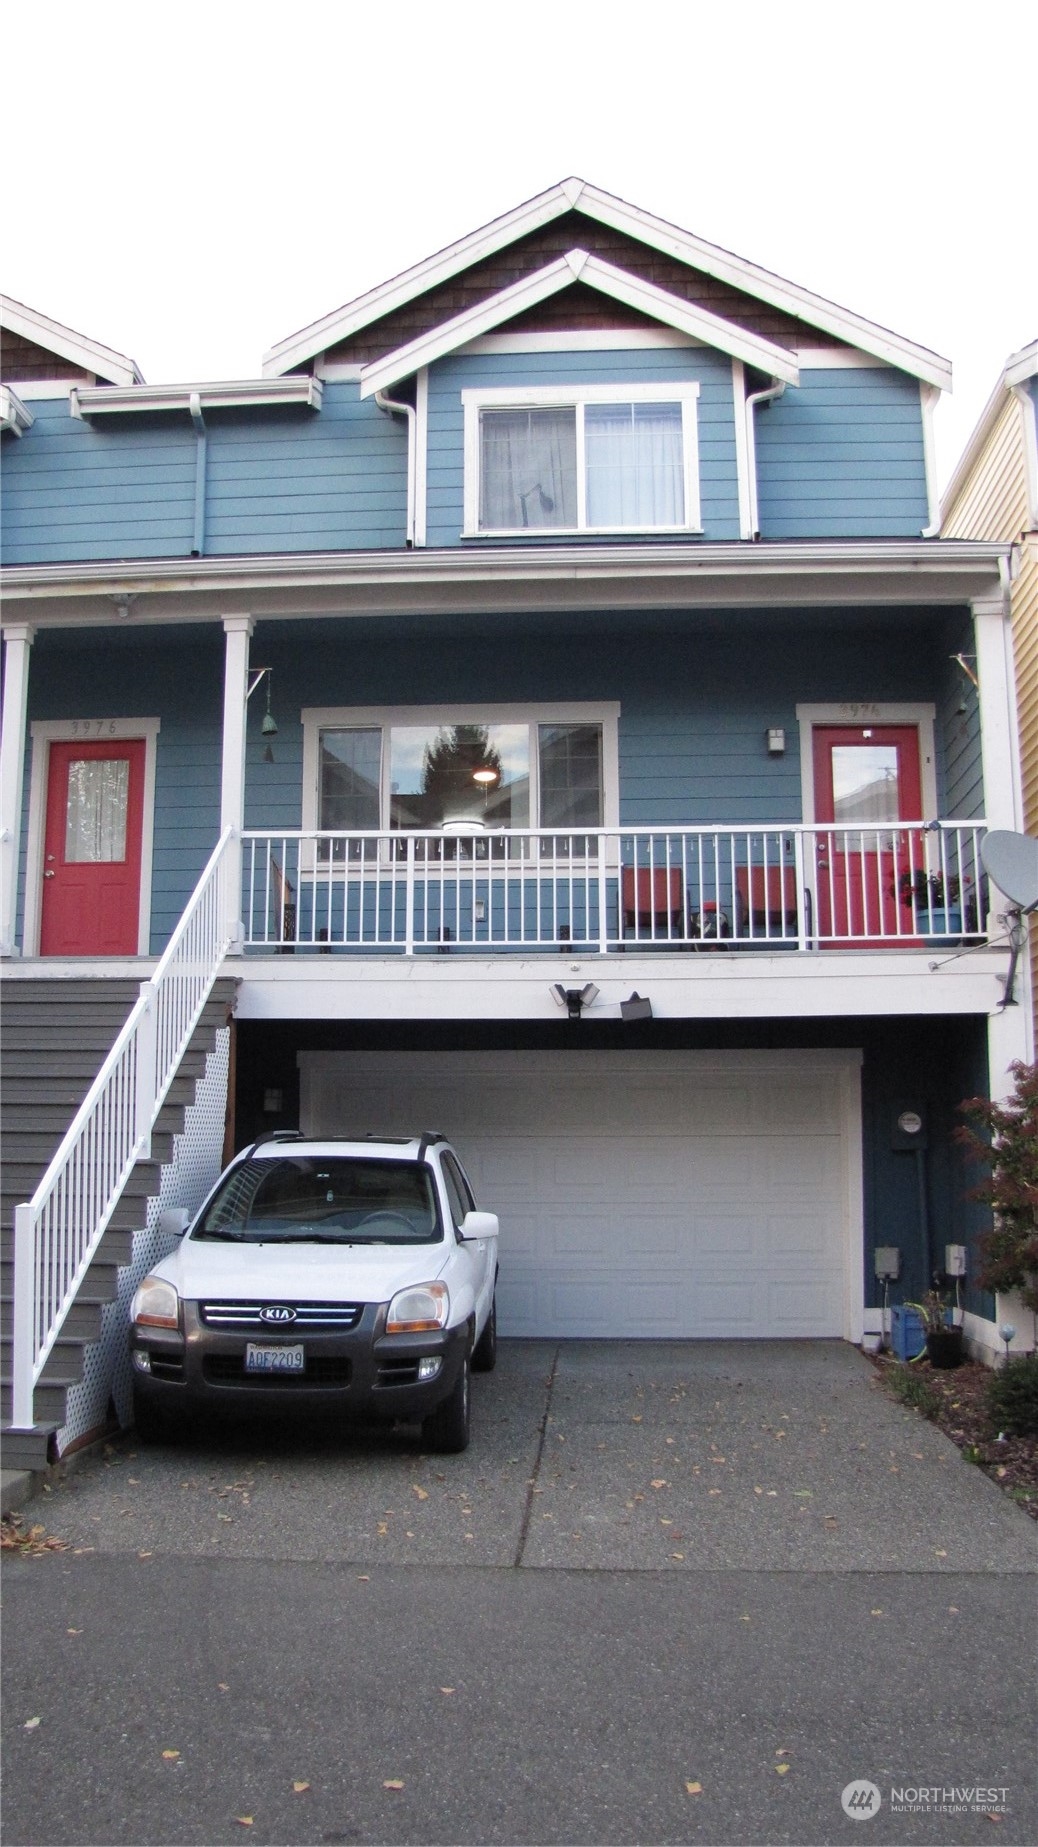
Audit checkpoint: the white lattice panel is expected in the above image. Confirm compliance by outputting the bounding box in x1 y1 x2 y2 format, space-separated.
59 1029 230 1451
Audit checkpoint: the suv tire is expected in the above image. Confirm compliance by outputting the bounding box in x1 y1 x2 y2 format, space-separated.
422 1354 471 1453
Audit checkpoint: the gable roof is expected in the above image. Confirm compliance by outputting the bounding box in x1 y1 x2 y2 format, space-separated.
359 250 801 398
0 295 143 387
264 177 951 390
941 339 1038 526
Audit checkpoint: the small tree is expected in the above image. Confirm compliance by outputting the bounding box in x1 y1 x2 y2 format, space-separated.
957 1060 1038 1312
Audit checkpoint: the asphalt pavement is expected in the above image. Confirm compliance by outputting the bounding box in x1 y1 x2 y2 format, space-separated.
3 1340 1036 1846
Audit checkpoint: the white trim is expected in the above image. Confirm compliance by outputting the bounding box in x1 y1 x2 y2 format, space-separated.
731 361 753 541
70 378 322 417
4 380 81 400
461 329 701 355
796 347 887 369
24 717 161 958
1011 381 1038 530
942 343 1038 526
0 294 142 386
414 368 429 548
300 701 621 837
0 624 35 956
314 361 364 382
795 702 938 825
973 597 1024 836
920 384 941 535
0 541 1009 626
461 381 702 537
263 177 949 390
0 385 33 435
1003 340 1038 390
359 251 800 399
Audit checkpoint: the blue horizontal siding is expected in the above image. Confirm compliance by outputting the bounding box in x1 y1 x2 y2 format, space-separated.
18 612 971 948
0 385 408 563
424 347 741 545
755 370 929 536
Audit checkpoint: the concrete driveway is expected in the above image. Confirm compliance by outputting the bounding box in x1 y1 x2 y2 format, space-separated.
4 1341 1036 1847
29 1339 1037 1571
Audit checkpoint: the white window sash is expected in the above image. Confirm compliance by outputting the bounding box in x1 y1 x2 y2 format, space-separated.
462 382 701 537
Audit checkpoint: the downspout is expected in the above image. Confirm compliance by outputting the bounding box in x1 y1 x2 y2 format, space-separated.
189 392 208 556
375 388 416 548
744 378 785 539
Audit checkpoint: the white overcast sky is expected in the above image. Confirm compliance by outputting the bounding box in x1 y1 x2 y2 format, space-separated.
5 0 1035 494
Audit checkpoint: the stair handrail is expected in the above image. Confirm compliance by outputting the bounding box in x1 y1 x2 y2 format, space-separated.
10 827 237 1433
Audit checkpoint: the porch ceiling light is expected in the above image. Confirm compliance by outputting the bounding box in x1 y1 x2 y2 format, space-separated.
551 981 599 1019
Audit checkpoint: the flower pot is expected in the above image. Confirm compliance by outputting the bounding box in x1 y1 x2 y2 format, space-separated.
914 904 962 942
925 1324 964 1369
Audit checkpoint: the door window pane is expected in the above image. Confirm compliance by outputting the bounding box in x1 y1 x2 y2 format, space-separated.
480 408 577 530
830 746 900 824
585 401 684 527
65 758 129 862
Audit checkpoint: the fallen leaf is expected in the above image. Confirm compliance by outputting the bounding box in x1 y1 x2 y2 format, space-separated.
651 1479 668 1490
138 1551 153 1559
383 1779 405 1790
775 1762 791 1775
412 1486 429 1501
739 1614 751 1622
670 1551 685 1560
685 1780 703 1795
357 1575 370 1582
67 1627 83 1635
775 1748 790 1757
631 1415 643 1423
235 1819 254 1829
935 1549 948 1558
23 1717 41 1731
440 1687 455 1695
218 1683 230 1692
162 1749 180 1760
984 1813 1003 1823
292 1781 310 1793
708 1488 722 1496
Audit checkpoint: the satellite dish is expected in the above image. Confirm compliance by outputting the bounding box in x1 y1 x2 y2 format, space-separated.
981 830 1038 911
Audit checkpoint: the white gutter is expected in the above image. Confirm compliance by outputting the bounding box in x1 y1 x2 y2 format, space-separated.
744 379 786 539
69 377 323 418
920 384 942 536
374 389 417 547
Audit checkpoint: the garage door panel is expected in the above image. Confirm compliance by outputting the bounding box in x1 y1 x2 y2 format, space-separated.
301 1050 853 1340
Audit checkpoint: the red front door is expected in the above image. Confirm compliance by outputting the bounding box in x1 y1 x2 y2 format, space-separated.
40 739 146 955
812 725 923 945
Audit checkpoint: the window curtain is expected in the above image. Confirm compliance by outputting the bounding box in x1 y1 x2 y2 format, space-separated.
585 402 684 527
480 408 577 530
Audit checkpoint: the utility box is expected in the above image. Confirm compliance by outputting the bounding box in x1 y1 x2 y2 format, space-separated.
945 1244 966 1277
890 1304 926 1361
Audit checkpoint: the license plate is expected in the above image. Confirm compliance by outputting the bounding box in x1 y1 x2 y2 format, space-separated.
245 1342 305 1375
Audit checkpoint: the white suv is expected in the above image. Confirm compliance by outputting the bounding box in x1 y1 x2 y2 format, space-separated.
129 1132 498 1453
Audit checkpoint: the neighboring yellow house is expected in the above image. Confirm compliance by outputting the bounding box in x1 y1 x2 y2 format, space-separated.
942 340 1038 1046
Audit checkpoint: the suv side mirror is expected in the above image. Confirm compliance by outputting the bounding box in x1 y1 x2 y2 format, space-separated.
459 1209 499 1242
157 1206 191 1237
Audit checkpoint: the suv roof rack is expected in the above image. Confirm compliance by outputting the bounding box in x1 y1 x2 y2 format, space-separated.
250 1128 306 1149
416 1130 448 1163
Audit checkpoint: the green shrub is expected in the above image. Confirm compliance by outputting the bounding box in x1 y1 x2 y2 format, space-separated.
986 1353 1038 1436
885 1365 941 1420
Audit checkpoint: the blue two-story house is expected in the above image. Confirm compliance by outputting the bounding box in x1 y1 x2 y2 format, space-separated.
1 179 1033 1460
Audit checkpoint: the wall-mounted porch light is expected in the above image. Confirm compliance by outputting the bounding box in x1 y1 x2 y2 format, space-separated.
551 982 599 1019
766 727 786 755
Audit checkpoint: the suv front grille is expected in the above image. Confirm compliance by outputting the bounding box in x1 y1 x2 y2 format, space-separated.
199 1301 363 1330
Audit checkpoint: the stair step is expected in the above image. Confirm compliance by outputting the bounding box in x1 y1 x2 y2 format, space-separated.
0 1424 58 1470
1 1375 82 1423
0 1298 104 1343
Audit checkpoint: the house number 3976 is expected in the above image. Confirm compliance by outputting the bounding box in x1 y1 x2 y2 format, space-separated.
69 720 118 737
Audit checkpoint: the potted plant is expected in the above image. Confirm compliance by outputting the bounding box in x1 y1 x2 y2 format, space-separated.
905 1288 964 1369
897 868 962 936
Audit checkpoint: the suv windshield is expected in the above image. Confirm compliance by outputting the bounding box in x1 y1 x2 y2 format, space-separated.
194 1156 441 1245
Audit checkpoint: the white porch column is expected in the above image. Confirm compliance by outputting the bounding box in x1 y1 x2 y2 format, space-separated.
0 623 36 957
221 615 254 954
973 592 1024 832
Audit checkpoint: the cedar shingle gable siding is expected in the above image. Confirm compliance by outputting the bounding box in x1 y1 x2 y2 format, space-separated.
0 328 88 383
322 214 843 367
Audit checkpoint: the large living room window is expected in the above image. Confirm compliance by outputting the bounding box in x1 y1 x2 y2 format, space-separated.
462 383 701 536
302 704 619 851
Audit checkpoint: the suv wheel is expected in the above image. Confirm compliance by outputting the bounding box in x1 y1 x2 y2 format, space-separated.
422 1354 470 1454
471 1294 497 1373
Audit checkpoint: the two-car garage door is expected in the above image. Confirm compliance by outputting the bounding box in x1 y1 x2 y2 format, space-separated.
300 1050 860 1340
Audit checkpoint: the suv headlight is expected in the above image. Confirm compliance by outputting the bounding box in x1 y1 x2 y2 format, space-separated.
386 1281 449 1333
131 1276 180 1330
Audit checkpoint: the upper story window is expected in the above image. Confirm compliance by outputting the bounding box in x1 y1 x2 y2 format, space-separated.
462 383 701 537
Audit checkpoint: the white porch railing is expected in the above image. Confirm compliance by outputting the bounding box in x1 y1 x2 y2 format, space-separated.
241 821 989 954
10 827 237 1432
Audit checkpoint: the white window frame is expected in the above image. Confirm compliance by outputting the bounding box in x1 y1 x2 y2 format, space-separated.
301 702 621 851
461 382 702 538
